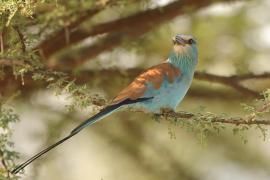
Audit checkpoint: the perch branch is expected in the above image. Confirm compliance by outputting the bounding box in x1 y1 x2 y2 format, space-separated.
156 111 270 126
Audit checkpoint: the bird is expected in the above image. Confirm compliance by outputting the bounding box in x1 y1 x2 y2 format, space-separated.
12 34 198 174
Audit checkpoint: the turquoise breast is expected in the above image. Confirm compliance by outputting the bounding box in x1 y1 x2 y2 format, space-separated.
133 71 194 113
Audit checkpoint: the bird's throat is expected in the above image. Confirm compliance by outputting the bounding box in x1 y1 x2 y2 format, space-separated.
168 51 197 74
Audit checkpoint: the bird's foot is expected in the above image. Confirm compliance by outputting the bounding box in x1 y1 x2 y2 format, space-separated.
153 108 175 122
160 108 175 117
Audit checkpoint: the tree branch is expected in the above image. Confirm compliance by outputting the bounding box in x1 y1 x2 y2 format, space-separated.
40 0 238 62
0 59 25 66
51 31 147 68
38 7 103 59
75 70 269 98
194 72 264 98
0 66 269 99
37 0 140 58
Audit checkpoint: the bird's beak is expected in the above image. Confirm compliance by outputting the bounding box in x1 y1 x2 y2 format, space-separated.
172 36 186 46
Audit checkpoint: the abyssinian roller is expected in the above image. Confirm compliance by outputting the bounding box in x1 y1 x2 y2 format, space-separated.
12 34 198 174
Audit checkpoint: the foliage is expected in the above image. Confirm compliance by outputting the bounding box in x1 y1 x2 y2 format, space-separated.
0 101 20 179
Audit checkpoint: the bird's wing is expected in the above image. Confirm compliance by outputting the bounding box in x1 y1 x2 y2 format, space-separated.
112 62 181 104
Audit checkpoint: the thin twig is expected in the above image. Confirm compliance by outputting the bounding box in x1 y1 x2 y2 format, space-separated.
13 26 26 52
0 26 6 54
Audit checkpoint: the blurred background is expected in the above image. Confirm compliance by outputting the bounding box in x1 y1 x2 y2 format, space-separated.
1 0 270 179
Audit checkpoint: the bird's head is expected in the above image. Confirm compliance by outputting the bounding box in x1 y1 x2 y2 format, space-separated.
172 34 197 55
169 34 198 70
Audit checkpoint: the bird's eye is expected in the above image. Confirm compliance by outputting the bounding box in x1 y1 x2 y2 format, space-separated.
188 39 195 44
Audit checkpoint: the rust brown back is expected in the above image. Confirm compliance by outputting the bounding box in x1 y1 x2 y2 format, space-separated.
112 62 181 104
